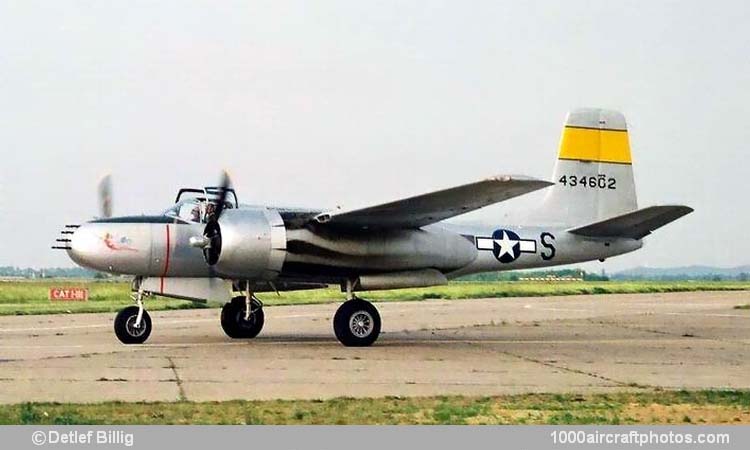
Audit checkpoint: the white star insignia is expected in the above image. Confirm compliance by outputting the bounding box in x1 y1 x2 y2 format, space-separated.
493 231 518 258
475 230 538 263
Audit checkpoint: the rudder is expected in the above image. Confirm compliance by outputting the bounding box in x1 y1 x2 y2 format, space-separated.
534 108 638 226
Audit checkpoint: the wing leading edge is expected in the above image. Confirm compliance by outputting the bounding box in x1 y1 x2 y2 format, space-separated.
313 175 553 230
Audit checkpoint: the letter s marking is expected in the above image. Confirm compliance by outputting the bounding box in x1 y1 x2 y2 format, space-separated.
540 232 556 261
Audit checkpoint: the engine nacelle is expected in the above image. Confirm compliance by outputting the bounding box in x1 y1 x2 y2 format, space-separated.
211 208 287 280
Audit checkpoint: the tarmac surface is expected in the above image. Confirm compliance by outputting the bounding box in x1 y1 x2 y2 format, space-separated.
0 291 748 404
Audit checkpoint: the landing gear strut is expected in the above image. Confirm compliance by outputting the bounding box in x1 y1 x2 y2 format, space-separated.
333 280 381 346
221 295 265 339
114 285 152 344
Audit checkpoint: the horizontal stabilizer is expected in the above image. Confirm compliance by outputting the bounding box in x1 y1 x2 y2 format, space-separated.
568 205 693 239
314 175 552 229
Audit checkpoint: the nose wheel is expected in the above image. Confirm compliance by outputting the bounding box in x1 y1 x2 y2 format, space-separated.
333 299 381 347
114 305 152 344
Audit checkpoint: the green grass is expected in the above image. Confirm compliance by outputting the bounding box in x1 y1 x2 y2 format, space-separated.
0 280 203 315
1 279 748 316
2 390 749 425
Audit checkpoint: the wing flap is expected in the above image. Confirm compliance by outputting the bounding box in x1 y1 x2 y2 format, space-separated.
314 175 552 229
568 205 693 239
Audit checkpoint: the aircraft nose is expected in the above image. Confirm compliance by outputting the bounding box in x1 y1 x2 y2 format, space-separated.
66 223 107 270
64 221 153 275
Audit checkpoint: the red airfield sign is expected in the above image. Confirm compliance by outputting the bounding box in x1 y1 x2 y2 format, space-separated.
49 287 89 302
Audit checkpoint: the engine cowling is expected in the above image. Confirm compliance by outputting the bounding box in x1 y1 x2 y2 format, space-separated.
207 208 287 280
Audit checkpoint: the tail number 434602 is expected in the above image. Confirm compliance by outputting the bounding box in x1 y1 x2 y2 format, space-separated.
558 174 616 190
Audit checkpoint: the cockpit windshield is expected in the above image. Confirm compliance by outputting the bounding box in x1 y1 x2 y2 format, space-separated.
164 198 234 224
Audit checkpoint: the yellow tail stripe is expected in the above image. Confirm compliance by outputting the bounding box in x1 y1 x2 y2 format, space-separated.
558 126 632 164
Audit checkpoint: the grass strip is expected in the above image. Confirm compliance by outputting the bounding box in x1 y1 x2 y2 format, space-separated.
1 280 748 316
2 390 749 425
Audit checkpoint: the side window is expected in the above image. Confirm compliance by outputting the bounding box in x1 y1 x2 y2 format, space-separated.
178 201 202 223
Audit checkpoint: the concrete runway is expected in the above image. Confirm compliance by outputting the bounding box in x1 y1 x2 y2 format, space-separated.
0 291 748 404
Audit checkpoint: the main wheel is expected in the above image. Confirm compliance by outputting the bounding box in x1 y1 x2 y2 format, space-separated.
221 296 265 339
333 299 381 347
114 306 152 344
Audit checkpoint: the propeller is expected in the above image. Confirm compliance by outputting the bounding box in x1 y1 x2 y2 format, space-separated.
98 174 113 218
212 170 232 222
189 170 232 265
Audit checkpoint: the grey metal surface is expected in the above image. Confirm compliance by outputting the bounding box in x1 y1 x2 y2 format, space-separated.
212 208 286 280
67 222 211 277
283 225 477 277
67 222 155 275
526 108 637 227
564 107 628 131
446 225 643 278
356 268 448 290
568 205 694 239
140 277 232 303
529 159 638 227
314 175 552 229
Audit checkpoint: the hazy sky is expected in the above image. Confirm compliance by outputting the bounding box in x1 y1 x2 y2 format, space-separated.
1 0 748 271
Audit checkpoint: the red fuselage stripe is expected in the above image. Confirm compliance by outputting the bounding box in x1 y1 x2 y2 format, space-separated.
160 224 171 293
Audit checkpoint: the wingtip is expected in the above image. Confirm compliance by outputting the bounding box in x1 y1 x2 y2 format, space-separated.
661 204 695 215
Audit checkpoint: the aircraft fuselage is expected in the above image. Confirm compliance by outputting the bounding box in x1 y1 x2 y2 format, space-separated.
66 206 642 285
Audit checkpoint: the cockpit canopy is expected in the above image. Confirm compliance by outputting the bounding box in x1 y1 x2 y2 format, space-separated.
164 187 238 224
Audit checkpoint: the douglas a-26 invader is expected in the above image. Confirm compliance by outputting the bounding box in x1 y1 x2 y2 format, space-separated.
54 108 692 346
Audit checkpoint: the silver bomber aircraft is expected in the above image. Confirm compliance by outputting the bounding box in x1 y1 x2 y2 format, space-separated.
53 108 692 346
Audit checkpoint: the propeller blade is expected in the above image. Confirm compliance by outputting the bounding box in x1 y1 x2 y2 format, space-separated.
214 170 232 221
196 170 232 265
98 174 113 218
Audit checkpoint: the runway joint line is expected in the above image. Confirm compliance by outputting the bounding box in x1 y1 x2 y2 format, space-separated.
166 356 187 402
492 346 654 390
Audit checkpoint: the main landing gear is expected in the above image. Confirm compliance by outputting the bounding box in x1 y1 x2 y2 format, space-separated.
333 280 381 347
221 295 265 339
333 299 381 346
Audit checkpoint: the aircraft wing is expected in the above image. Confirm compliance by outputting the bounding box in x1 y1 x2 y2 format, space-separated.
313 175 552 229
568 205 693 239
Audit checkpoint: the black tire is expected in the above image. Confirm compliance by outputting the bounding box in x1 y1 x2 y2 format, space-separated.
333 299 381 347
221 296 265 339
114 306 152 344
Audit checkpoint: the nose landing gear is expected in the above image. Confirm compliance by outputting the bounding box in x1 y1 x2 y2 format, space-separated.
114 287 152 344
114 306 152 344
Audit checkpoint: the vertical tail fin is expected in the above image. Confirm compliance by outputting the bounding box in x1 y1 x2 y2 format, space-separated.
534 108 638 226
